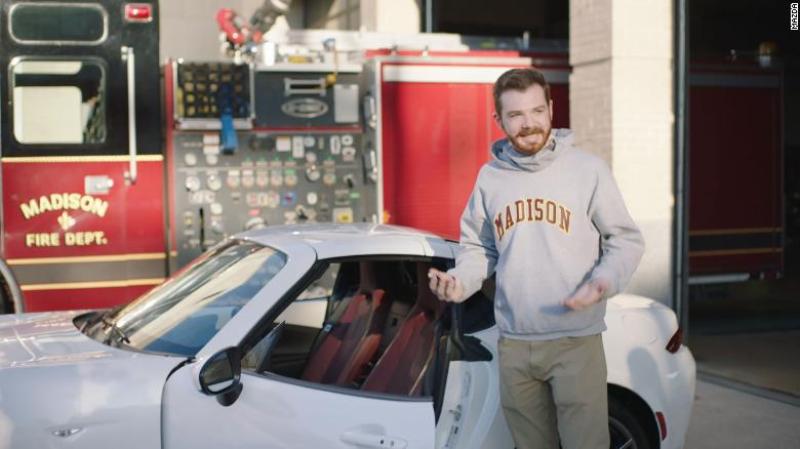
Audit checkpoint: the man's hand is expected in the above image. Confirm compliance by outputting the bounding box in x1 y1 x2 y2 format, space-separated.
563 279 610 311
428 268 466 303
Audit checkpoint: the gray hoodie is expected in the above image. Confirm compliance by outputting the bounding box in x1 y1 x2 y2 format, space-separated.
448 129 644 340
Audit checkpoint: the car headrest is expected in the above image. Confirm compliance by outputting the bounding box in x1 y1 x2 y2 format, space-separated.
358 261 377 292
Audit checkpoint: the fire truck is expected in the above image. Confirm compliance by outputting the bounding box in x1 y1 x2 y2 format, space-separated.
0 0 163 313
687 60 784 284
0 1 784 314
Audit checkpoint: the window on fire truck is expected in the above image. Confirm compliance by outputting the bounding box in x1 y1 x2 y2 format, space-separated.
9 3 107 45
11 59 107 145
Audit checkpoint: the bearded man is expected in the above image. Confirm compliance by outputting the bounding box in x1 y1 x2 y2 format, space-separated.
429 68 645 449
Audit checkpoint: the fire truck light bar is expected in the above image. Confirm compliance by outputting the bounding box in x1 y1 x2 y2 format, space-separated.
124 3 152 23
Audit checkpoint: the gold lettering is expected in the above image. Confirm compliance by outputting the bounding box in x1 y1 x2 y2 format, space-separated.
559 206 571 234
39 195 53 213
515 200 525 223
505 206 514 230
50 193 64 210
546 201 557 224
534 199 544 221
526 198 534 221
25 232 60 247
65 231 107 246
69 193 81 210
19 193 108 219
494 213 505 240
90 198 108 217
79 196 94 213
20 200 40 219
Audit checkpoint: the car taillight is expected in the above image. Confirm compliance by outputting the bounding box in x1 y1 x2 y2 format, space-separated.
665 328 683 353
125 3 152 22
656 411 668 440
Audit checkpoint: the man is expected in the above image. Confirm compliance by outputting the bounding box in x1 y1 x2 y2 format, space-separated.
429 68 644 449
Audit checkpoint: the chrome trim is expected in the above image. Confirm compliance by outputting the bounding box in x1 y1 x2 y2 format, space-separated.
122 46 138 184
7 252 166 265
248 61 256 123
372 59 385 224
382 64 569 84
8 2 109 46
688 273 750 285
689 73 781 88
20 278 164 292
171 60 181 124
254 62 363 73
175 118 254 131
1 155 163 163
373 55 532 66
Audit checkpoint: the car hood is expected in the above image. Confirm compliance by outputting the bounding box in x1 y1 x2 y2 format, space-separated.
0 311 113 367
0 312 186 449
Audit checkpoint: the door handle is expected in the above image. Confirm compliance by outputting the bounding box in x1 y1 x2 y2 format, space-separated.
121 46 138 184
340 430 407 449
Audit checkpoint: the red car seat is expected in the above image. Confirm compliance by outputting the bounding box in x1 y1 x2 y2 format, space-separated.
361 263 445 396
301 262 392 386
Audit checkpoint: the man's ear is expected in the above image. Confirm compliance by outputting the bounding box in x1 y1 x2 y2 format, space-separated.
549 99 554 121
492 110 503 128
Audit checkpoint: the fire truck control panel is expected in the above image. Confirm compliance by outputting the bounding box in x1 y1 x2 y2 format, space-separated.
166 61 378 268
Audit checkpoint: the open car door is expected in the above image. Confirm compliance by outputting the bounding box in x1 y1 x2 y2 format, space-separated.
161 363 436 448
161 254 505 449
161 259 439 448
434 291 515 449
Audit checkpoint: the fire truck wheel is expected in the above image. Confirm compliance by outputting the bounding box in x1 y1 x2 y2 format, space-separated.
0 279 11 314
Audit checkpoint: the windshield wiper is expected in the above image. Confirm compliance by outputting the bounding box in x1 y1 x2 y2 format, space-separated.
101 316 131 345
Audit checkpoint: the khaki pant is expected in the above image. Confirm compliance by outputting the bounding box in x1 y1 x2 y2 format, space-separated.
498 334 609 449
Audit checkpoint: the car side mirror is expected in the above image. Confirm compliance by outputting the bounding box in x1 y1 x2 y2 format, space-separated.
199 346 243 406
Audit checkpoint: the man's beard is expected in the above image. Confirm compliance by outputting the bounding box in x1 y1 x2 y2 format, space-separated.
507 126 551 155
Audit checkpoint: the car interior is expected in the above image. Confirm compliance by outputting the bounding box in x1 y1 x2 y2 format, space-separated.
241 257 495 401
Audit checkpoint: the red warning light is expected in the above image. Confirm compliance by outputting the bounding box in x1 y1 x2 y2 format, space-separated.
125 4 152 23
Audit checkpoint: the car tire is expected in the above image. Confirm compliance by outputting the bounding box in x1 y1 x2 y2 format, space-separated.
608 395 652 449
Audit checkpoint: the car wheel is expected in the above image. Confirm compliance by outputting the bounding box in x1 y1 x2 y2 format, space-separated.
608 395 652 449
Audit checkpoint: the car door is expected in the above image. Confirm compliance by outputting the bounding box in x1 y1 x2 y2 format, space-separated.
161 245 437 448
162 368 436 448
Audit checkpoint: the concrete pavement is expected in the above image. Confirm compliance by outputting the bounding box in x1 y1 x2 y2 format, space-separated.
684 380 800 448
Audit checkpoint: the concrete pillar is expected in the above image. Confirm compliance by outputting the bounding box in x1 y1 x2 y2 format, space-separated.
570 0 674 305
360 0 421 33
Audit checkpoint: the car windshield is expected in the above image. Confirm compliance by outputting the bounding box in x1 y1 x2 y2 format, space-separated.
90 240 287 357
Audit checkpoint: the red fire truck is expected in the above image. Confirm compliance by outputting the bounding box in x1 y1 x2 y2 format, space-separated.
0 1 163 313
687 61 784 283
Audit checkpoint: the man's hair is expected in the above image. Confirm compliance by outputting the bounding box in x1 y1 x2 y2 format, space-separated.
493 68 551 114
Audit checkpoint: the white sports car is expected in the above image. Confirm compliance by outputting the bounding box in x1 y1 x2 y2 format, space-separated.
0 224 695 449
